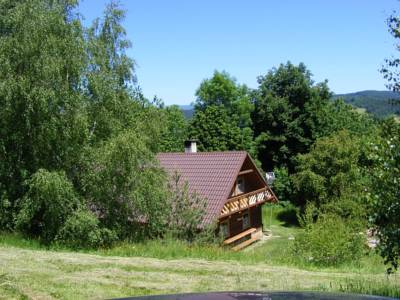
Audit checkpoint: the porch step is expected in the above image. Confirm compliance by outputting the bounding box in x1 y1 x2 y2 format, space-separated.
232 237 258 251
223 227 257 245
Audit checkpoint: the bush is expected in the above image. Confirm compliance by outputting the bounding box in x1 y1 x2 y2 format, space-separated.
56 209 117 249
165 172 214 243
293 204 365 267
0 188 12 230
79 130 169 239
272 167 293 202
16 169 81 244
292 130 364 208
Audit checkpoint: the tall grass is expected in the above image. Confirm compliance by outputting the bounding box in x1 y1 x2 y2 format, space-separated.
331 277 400 298
0 204 390 275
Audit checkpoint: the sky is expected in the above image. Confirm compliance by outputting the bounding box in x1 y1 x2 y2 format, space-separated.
78 0 399 105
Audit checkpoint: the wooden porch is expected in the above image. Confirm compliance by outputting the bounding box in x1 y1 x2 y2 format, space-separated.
219 187 277 251
223 227 262 251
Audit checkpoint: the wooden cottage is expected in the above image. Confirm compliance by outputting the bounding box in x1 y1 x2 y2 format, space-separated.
157 144 278 250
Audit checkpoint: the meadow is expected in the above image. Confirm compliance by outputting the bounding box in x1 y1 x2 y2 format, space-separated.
0 205 399 299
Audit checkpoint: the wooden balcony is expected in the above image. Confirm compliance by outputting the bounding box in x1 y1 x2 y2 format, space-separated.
220 187 277 217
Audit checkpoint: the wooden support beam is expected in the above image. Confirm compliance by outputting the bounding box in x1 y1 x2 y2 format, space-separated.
238 169 253 176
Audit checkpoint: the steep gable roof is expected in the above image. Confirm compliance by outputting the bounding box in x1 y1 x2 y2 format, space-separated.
157 151 264 224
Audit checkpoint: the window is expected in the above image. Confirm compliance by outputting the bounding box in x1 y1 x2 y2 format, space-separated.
234 176 245 195
242 212 250 230
220 220 229 238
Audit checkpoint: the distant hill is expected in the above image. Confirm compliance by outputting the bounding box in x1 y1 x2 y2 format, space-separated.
177 90 400 119
332 90 400 118
179 105 194 119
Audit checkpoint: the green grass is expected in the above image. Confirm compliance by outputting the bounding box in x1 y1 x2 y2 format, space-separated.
0 204 399 299
0 243 399 299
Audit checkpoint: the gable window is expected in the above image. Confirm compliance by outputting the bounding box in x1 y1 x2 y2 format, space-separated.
233 176 245 196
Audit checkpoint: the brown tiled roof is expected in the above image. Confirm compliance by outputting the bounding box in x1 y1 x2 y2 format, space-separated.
157 151 248 224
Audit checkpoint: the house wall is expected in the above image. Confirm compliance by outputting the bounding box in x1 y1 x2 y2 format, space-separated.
250 205 262 228
231 172 265 197
220 205 263 238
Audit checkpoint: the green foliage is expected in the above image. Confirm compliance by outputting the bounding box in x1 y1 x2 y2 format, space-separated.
159 105 188 152
190 71 256 156
381 11 400 93
85 1 139 144
271 167 292 202
333 91 400 118
165 172 217 243
369 118 400 272
252 62 332 171
56 209 117 249
16 169 81 244
0 188 12 230
294 204 365 267
0 0 88 221
313 99 377 139
79 130 168 239
252 62 376 172
0 0 205 247
189 105 244 151
292 130 366 209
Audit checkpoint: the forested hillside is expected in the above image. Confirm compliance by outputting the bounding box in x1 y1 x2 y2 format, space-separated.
333 90 400 118
181 90 400 119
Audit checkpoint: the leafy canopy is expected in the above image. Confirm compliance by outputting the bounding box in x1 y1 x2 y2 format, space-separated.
369 119 400 273
190 71 256 156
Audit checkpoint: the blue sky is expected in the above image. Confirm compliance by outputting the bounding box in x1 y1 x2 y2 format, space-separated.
78 0 399 105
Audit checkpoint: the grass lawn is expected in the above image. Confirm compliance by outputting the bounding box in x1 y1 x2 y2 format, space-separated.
0 204 399 299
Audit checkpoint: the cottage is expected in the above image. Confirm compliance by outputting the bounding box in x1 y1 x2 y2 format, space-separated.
157 141 278 250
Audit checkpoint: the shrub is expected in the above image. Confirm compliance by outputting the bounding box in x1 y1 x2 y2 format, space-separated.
272 166 293 202
322 196 367 230
369 119 400 273
292 130 364 208
0 188 12 230
293 204 365 267
56 209 117 249
16 169 81 244
79 130 169 239
165 172 211 242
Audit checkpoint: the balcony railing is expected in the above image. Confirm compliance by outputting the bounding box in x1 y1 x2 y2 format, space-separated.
220 187 277 217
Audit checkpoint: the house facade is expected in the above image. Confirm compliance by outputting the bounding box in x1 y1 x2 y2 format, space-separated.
157 145 277 250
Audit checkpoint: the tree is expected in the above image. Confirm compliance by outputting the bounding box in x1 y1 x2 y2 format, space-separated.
165 172 208 242
159 105 188 152
381 11 400 92
293 204 365 267
369 119 400 273
252 62 376 172
252 62 333 172
16 169 81 244
189 105 244 151
190 71 256 155
79 130 169 239
369 10 400 272
85 1 138 144
292 130 369 226
0 0 88 227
